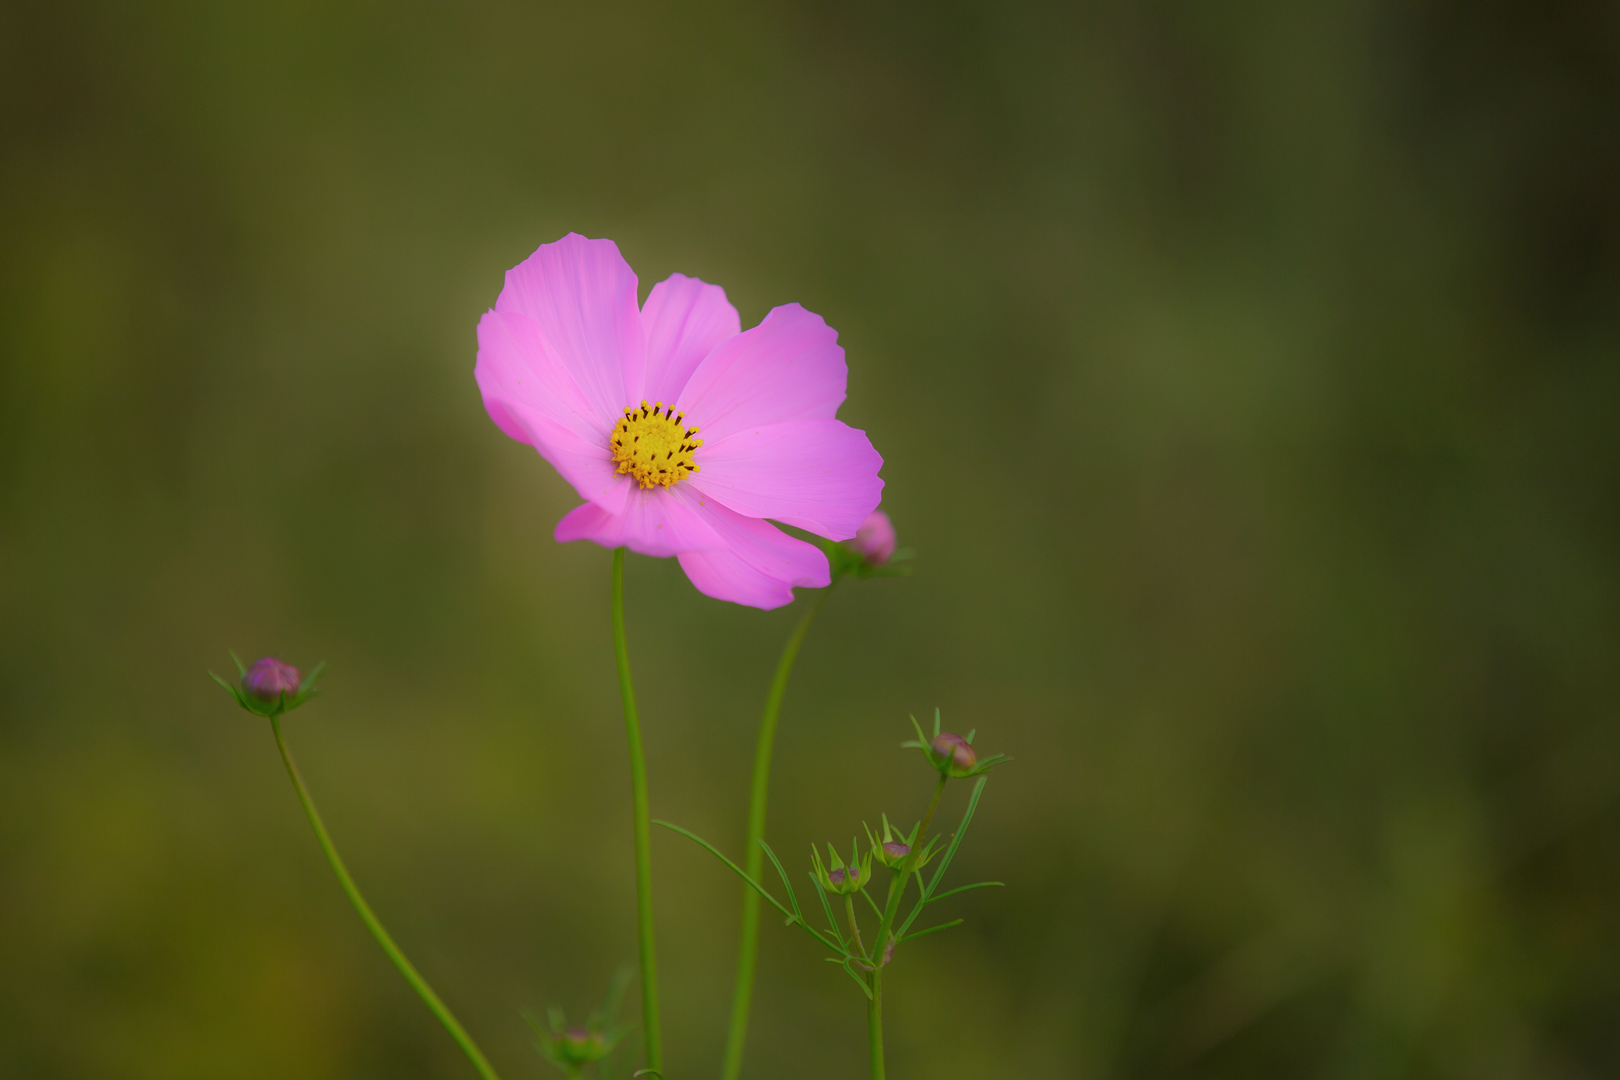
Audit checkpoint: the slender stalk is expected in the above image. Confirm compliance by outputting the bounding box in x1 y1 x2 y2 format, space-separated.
911 776 949 859
867 774 949 1080
868 965 884 1080
721 584 835 1080
612 547 662 1073
845 895 867 960
269 714 502 1080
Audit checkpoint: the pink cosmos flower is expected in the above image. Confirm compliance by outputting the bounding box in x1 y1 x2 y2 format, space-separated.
475 234 884 610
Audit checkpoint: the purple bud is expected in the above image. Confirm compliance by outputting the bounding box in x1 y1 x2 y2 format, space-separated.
243 657 301 702
827 867 847 888
882 841 910 862
932 732 977 774
852 511 897 566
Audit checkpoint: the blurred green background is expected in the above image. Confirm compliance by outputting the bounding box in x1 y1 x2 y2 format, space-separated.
3 1 1619 1077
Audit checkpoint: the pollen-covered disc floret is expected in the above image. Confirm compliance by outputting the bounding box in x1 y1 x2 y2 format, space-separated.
610 400 702 489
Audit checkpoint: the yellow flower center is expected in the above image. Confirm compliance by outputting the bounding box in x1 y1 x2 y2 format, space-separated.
610 401 703 489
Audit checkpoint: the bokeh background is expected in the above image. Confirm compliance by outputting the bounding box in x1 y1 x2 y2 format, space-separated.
4 1 1620 1077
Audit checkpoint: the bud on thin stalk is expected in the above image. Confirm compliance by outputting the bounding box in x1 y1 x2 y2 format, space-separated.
852 510 897 566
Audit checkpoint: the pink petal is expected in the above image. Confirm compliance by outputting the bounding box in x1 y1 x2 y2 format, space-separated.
476 309 629 514
677 550 801 610
675 303 847 443
640 274 741 408
690 419 884 539
674 496 830 609
554 485 725 558
495 233 647 422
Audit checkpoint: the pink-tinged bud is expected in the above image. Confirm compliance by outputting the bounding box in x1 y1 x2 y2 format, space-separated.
882 841 910 862
932 732 976 775
552 1026 608 1066
827 867 847 889
852 511 897 566
243 657 301 702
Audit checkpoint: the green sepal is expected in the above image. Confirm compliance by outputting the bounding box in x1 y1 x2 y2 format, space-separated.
817 536 916 583
811 839 872 895
866 813 941 871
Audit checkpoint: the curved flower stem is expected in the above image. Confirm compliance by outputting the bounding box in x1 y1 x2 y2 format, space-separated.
268 714 502 1080
612 547 662 1074
721 583 835 1080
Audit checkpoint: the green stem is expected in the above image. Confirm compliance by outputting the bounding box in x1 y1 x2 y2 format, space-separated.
269 714 501 1080
612 548 662 1074
845 895 867 960
721 584 834 1080
868 964 884 1080
911 775 949 861
867 774 948 1080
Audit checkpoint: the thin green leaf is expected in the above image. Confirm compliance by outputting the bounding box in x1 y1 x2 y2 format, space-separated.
209 671 250 713
299 661 327 693
897 777 991 940
859 885 885 921
967 753 1012 776
602 966 632 1020
895 869 930 940
926 881 1004 904
652 821 792 922
810 872 847 952
925 776 988 897
901 918 963 943
904 712 928 748
840 959 874 999
758 839 806 925
660 824 839 952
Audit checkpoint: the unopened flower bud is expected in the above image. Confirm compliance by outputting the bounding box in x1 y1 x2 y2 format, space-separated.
243 657 301 702
813 841 872 895
852 510 897 566
931 732 977 776
548 1026 609 1067
214 653 324 718
882 841 910 862
904 711 1009 779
